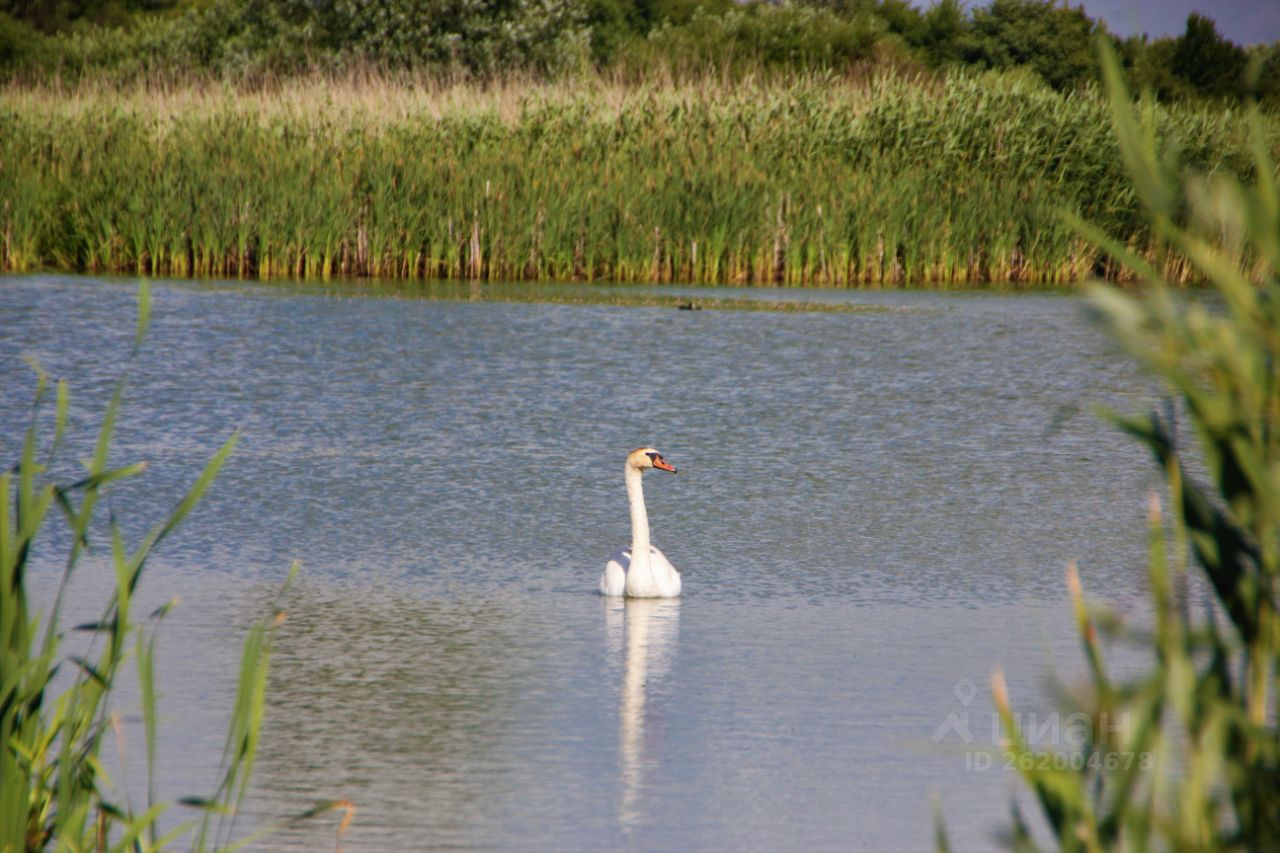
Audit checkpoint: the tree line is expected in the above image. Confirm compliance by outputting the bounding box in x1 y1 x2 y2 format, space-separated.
0 0 1275 103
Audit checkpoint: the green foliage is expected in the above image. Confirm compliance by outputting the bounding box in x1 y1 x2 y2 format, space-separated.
1171 13 1249 99
914 0 965 66
977 43 1280 850
0 71 1266 285
0 285 343 850
1121 14 1269 107
626 2 885 75
1117 34 1195 103
962 0 1098 91
1 0 1275 106
304 0 594 75
0 1 317 81
2 0 177 34
0 12 49 68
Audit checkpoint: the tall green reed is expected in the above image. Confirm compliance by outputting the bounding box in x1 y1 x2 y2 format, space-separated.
0 284 347 851
940 44 1280 850
0 70 1266 286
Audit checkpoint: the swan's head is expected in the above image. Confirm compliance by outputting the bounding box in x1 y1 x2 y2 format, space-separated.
629 447 677 473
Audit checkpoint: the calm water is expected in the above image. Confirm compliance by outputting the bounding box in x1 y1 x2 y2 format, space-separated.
1 275 1161 851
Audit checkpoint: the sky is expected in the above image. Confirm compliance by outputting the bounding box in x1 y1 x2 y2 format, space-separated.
1074 0 1280 46
918 1 1280 47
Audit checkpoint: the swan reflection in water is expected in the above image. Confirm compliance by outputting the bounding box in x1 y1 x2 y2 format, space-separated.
604 596 681 829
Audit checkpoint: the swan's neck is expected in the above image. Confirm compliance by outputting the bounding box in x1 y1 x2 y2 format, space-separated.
626 465 650 568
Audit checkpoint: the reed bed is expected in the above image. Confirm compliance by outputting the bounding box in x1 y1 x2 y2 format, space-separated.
0 71 1267 285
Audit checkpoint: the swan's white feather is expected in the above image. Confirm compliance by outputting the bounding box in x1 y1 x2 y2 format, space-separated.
599 545 681 598
600 549 628 596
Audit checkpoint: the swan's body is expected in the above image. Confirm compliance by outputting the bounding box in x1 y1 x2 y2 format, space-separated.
599 448 681 598
601 545 680 597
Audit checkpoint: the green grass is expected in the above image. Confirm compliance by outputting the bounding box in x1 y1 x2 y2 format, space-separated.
0 69 1270 286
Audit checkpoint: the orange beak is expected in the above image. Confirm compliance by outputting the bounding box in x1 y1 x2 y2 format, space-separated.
653 458 677 473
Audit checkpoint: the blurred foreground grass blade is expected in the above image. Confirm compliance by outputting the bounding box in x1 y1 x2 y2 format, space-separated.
134 280 152 353
1098 40 1175 227
196 563 319 851
931 794 952 853
1247 111 1280 273
219 798 355 853
46 378 69 468
990 667 1101 852
125 431 239 596
1062 212 1160 283
137 604 170 846
1065 562 1109 695
1104 409 1264 645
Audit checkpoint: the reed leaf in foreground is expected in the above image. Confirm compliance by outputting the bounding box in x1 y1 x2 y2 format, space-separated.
0 284 344 850
950 43 1280 850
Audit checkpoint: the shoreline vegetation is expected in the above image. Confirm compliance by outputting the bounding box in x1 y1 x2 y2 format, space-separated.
2 69 1273 287
3 0 1277 288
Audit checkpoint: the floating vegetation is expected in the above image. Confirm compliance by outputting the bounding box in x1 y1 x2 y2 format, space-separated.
234 277 895 311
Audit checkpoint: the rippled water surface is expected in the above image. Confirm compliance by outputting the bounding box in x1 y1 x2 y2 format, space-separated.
1 275 1160 850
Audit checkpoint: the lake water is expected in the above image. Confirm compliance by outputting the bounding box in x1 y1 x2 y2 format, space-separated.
1 275 1161 851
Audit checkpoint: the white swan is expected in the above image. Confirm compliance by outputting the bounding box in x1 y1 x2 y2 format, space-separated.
599 448 682 598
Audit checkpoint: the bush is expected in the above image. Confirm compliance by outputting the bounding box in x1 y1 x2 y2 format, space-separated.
962 0 1098 91
0 12 42 65
632 2 885 75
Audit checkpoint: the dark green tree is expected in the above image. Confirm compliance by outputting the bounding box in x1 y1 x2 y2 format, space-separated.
1171 12 1248 98
1118 34 1197 102
1248 43 1280 104
916 0 964 65
2 0 173 32
872 0 925 43
963 0 1097 90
